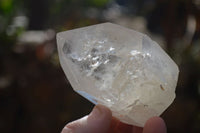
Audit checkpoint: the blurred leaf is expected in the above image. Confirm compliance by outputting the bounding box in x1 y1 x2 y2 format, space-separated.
87 0 110 7
0 0 13 14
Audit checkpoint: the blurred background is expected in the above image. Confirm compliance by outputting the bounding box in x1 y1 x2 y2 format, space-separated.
0 0 200 132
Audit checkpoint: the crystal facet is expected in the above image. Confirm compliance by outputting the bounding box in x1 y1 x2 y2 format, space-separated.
57 23 179 127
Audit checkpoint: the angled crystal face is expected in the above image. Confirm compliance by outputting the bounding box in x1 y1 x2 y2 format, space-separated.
57 23 179 127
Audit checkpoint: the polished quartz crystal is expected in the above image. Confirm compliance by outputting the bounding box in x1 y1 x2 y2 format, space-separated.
56 23 179 127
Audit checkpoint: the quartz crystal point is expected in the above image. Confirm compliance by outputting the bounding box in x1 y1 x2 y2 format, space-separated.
56 23 179 127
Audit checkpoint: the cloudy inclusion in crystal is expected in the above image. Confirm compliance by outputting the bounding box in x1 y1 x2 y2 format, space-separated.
56 23 179 127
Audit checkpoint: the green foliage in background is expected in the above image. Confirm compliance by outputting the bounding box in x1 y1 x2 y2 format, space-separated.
0 0 13 14
86 0 110 7
0 0 26 54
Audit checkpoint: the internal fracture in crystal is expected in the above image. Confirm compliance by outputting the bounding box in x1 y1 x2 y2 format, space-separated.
56 23 179 127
